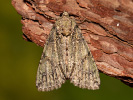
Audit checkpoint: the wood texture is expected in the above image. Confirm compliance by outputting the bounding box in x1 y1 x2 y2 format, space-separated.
12 0 133 87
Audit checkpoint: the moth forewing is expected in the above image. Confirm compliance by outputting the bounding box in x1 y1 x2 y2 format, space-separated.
36 12 100 91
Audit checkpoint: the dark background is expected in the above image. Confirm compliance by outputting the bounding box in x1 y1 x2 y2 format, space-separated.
0 1 132 100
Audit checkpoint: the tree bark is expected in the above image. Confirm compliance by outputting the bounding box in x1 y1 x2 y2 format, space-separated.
12 0 133 87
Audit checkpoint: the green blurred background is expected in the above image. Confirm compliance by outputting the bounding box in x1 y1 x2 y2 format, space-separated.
0 1 132 100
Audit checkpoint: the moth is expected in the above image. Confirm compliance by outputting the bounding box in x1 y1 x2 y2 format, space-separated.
36 12 100 91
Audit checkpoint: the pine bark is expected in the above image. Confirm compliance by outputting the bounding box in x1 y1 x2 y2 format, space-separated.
12 0 133 87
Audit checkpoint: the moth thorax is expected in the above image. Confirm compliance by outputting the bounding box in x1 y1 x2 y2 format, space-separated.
61 28 72 36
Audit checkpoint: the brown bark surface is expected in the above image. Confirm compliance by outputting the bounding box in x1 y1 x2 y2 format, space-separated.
12 0 133 87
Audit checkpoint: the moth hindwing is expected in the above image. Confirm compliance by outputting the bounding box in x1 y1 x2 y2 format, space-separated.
36 12 100 91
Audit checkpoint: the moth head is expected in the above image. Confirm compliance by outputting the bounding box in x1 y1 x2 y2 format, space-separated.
62 12 69 17
55 12 76 36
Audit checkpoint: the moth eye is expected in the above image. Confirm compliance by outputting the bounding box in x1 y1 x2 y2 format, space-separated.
88 52 90 56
